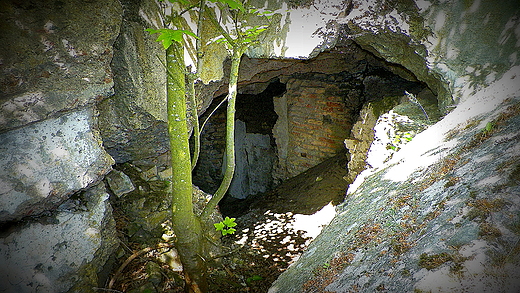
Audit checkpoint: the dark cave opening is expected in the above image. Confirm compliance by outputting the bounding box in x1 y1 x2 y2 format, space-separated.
236 79 285 136
192 79 286 200
193 44 438 217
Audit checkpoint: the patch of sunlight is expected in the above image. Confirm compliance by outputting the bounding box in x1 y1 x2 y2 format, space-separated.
382 130 448 182
415 239 491 292
284 7 329 58
234 202 336 266
476 175 502 187
381 66 520 184
292 202 336 239
366 110 416 170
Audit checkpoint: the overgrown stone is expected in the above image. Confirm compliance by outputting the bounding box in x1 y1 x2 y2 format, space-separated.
0 108 114 223
0 183 118 292
0 0 122 132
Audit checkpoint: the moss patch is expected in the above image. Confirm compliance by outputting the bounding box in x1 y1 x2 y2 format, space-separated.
302 252 355 293
418 252 453 270
465 198 507 222
418 251 469 274
478 222 502 240
418 152 464 191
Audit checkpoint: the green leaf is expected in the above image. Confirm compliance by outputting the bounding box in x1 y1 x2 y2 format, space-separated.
484 122 494 132
144 28 161 34
220 0 244 11
145 28 199 49
246 275 263 283
213 37 229 44
167 0 190 4
162 38 173 49
214 222 225 231
223 216 237 227
225 228 237 234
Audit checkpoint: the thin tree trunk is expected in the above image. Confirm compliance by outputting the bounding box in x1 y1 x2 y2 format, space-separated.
201 46 245 219
167 41 207 293
189 0 206 170
187 74 200 170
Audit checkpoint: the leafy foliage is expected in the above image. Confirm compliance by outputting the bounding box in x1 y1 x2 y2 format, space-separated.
387 132 414 151
160 0 190 5
145 28 198 49
214 216 237 235
209 0 245 11
246 275 263 284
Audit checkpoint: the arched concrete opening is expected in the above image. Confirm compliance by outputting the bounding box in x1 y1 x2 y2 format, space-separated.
193 41 438 202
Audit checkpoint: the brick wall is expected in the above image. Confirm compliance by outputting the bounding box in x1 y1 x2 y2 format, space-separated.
195 72 364 193
193 104 227 193
274 75 358 179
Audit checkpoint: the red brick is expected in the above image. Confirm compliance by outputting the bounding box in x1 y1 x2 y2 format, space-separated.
326 101 344 107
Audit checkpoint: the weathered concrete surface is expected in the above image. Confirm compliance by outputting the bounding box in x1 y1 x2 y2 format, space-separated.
229 120 276 199
0 0 122 132
0 183 118 293
0 108 114 223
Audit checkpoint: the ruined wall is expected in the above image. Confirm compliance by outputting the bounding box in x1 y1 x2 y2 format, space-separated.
196 43 426 194
276 75 355 179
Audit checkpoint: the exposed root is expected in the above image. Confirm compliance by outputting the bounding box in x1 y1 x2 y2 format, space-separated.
108 242 174 289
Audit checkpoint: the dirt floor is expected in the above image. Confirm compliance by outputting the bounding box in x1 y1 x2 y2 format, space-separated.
107 152 350 292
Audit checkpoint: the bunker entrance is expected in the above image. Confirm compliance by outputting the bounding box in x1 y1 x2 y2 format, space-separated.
193 42 438 207
193 79 285 199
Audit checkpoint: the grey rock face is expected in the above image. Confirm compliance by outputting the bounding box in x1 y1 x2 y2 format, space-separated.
229 120 276 199
0 0 122 291
0 108 114 223
106 169 135 197
0 0 122 132
97 0 169 167
269 67 520 293
269 0 520 292
0 183 118 293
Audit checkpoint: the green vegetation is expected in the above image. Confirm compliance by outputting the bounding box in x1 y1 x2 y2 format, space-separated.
387 131 414 151
145 0 279 291
418 252 452 270
214 216 237 235
246 275 263 284
418 251 469 276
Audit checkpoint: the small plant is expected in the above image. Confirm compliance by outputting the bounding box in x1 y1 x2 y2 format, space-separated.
484 121 494 132
214 216 237 235
246 275 263 284
387 132 414 151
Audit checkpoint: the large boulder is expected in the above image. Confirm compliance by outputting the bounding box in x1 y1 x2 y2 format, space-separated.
0 108 114 223
0 183 118 292
0 0 122 291
0 0 121 132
